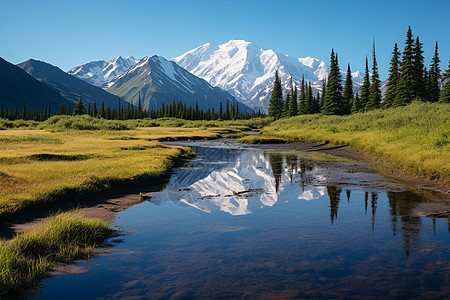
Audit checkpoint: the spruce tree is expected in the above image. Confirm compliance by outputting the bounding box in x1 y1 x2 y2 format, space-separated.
268 70 283 119
282 92 290 117
351 93 361 114
298 76 307 115
288 78 298 116
306 82 315 113
439 60 450 103
359 57 371 111
73 98 86 115
393 26 416 107
413 36 426 100
384 43 401 108
342 63 353 115
321 49 343 115
367 41 382 110
429 42 441 102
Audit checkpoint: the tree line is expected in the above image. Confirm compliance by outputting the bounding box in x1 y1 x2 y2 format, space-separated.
268 26 450 119
1 96 264 121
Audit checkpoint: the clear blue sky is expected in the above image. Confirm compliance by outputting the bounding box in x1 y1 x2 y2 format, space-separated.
1 0 449 79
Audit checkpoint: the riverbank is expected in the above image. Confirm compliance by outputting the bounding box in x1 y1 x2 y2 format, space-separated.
258 102 450 189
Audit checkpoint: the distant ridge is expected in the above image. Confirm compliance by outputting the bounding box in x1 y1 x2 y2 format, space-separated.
0 57 70 111
18 59 121 108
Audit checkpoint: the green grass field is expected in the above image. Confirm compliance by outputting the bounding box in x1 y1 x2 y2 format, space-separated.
262 102 450 185
0 212 113 294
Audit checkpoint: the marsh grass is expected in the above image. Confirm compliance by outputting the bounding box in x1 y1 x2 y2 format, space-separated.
0 128 196 218
263 102 450 184
0 212 113 294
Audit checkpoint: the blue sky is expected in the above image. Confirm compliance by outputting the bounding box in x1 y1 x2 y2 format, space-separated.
1 0 449 79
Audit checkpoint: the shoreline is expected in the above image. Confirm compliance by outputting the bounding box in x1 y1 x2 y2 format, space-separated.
283 141 450 200
2 139 449 239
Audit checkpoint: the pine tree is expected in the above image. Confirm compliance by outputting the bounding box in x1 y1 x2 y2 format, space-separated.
393 26 417 107
439 59 450 103
367 41 382 110
306 82 315 114
322 49 343 115
384 43 401 108
73 98 86 115
219 101 223 119
351 93 361 114
100 102 106 118
342 63 353 115
282 92 290 117
429 42 441 102
298 75 307 114
268 70 283 119
359 57 371 111
319 80 326 109
288 78 298 116
413 36 426 100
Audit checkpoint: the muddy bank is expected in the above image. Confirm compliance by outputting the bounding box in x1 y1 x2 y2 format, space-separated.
284 141 450 201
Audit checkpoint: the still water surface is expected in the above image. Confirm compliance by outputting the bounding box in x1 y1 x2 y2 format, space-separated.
31 143 450 299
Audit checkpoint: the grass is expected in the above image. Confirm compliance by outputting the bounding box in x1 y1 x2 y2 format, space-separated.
0 212 113 294
0 126 201 218
262 102 450 185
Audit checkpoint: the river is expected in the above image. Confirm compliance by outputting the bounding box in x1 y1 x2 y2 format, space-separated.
30 141 450 299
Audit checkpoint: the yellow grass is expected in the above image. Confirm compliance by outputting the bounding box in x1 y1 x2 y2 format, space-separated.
0 127 203 217
262 102 450 185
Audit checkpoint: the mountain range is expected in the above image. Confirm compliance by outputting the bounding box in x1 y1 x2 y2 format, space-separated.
68 56 139 88
18 59 121 109
106 55 245 111
173 40 364 111
0 57 70 111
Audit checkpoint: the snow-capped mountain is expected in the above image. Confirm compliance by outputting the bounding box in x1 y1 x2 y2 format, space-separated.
173 40 363 112
68 56 139 88
106 55 249 111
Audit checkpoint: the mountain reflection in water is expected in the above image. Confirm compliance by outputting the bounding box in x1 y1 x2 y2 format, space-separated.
30 145 450 300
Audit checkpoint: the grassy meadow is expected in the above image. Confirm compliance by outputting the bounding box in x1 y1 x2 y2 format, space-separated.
260 102 450 185
0 212 113 293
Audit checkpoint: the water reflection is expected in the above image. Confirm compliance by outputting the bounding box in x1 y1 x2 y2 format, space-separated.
30 145 450 299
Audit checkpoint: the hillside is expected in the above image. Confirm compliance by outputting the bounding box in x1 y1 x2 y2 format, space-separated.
18 59 121 109
0 57 70 112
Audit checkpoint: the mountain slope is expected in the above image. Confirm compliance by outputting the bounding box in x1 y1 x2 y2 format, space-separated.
18 59 121 108
0 57 70 111
68 56 138 87
173 40 362 112
107 55 249 111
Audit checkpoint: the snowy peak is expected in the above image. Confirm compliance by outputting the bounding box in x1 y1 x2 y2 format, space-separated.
106 54 247 112
173 40 330 111
68 56 139 88
173 40 364 112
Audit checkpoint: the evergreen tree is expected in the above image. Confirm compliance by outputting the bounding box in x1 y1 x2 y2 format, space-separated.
282 92 290 117
306 82 315 114
393 26 417 107
322 49 343 115
288 78 298 116
268 70 283 119
413 36 426 100
73 98 86 115
429 42 441 102
298 76 307 114
384 43 401 108
439 59 450 103
359 57 371 111
225 99 230 120
342 63 353 115
219 101 223 119
100 102 106 118
351 93 361 114
367 41 382 110
93 102 98 117
319 80 326 109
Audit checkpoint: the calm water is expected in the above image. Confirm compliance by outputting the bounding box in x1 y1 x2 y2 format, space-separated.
31 143 450 299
